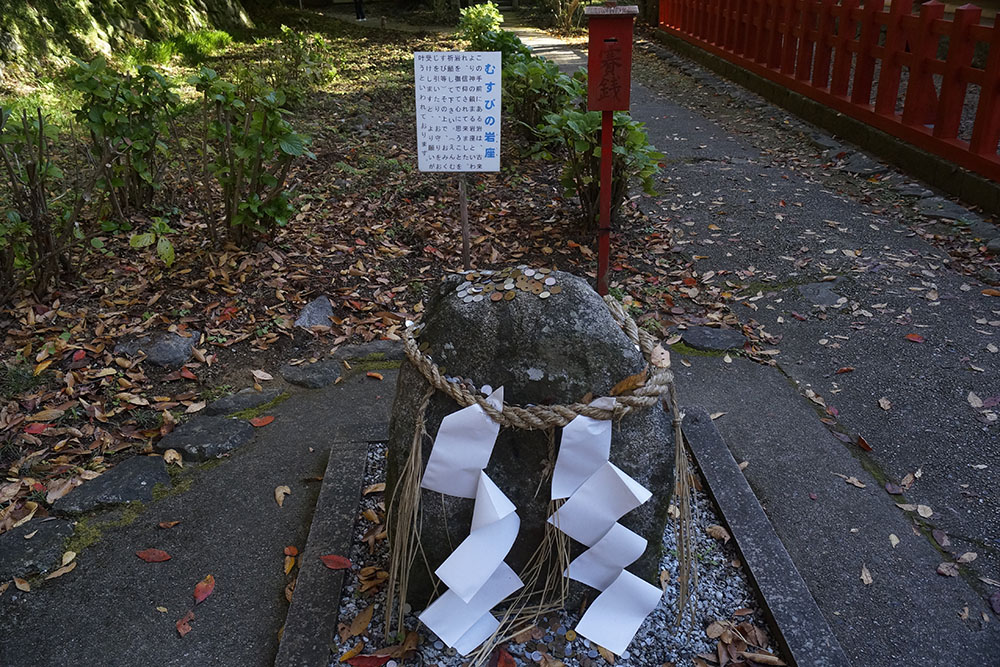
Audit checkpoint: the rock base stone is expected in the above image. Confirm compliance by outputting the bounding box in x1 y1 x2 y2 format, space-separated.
386 271 674 608
0 519 74 580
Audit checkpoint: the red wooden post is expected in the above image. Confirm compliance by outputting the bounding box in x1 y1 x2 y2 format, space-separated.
811 0 836 87
760 0 779 64
970 14 1000 154
874 0 913 116
767 0 785 68
721 0 734 48
851 0 885 105
736 0 750 54
659 0 669 28
586 5 637 296
830 0 860 96
795 0 817 80
901 0 944 125
933 4 981 139
780 0 800 74
751 0 769 61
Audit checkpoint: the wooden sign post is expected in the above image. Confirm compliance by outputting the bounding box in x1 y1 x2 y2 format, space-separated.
414 52 502 271
585 4 638 296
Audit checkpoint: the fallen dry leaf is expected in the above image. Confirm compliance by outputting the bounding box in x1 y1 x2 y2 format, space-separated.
365 371 384 381
982 288 1000 297
284 555 295 575
158 521 180 529
957 552 978 564
348 603 374 637
136 548 171 563
889 534 900 548
917 504 933 518
362 483 385 495
833 472 866 488
284 545 299 557
185 401 206 414
735 651 785 666
163 449 183 467
251 369 273 382
339 641 363 663
320 554 352 570
193 574 215 604
651 344 671 368
597 645 615 664
275 485 291 507
904 333 925 343
13 577 29 592
878 397 892 411
861 564 873 585
176 610 195 637
345 656 391 667
706 525 731 543
610 367 648 396
856 435 873 452
44 561 77 580
250 415 275 427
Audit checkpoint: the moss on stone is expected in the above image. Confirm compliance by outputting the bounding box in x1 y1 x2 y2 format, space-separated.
228 391 290 420
669 341 728 358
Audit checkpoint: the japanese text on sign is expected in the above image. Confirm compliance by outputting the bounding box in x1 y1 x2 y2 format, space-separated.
414 51 501 173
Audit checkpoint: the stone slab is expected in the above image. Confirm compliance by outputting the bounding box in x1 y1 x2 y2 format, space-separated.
153 415 255 461
331 339 404 362
0 518 74 580
204 388 283 417
681 325 746 351
115 330 201 368
274 440 368 667
52 455 169 514
683 406 851 667
797 283 845 308
915 196 980 223
280 360 342 389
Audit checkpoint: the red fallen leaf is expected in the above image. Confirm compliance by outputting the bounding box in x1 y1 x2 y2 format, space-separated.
826 405 839 416
856 435 873 452
284 545 299 557
905 333 925 343
72 350 86 362
682 277 697 286
346 657 391 667
158 521 181 529
249 415 275 427
193 574 215 604
180 367 197 380
809 493 818 500
24 423 51 435
835 366 854 374
136 548 171 562
176 610 195 637
366 372 383 381
982 288 1000 297
885 482 903 495
791 311 807 321
490 646 516 667
32 482 46 492
319 554 352 570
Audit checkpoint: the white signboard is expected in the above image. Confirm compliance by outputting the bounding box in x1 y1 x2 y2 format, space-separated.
414 51 501 172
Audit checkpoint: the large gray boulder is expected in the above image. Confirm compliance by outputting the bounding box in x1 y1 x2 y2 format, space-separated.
387 270 674 607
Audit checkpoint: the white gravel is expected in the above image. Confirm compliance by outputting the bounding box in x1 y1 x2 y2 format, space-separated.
329 442 765 667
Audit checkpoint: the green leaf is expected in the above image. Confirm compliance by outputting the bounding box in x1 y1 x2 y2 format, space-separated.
278 134 305 156
129 232 155 248
157 236 175 267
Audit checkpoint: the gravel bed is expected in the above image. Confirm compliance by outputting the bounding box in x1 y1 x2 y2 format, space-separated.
329 442 768 667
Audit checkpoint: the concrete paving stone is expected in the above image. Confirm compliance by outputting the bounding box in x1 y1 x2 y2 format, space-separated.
204 388 283 416
0 518 74 580
797 282 846 308
840 152 886 176
280 359 342 389
894 182 935 198
915 196 980 222
52 455 169 514
681 325 746 351
153 415 254 461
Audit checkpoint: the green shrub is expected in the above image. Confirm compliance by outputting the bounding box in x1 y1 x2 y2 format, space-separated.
0 108 87 300
67 57 179 217
457 1 503 43
504 56 582 139
129 216 176 268
469 29 531 67
235 26 336 108
533 89 663 228
189 67 313 247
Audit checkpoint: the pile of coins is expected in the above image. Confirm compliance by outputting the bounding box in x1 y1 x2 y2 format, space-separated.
453 266 563 303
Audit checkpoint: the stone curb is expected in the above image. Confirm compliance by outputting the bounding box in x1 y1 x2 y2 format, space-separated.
274 440 369 667
651 29 1000 215
682 406 851 667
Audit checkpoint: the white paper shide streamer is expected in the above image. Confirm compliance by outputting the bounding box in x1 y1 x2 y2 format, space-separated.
418 388 524 655
548 397 663 656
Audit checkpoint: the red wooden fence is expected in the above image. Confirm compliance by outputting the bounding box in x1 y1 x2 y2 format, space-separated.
658 0 1000 183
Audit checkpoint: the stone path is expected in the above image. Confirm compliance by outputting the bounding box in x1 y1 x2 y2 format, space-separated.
510 20 1000 667
0 346 399 666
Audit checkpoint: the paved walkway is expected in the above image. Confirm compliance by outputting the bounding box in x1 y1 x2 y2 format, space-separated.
510 22 1000 667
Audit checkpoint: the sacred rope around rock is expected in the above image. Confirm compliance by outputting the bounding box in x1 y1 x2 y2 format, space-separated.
386 294 695 663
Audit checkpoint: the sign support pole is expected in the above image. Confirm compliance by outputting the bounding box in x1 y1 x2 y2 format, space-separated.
598 110 613 296
459 174 471 271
